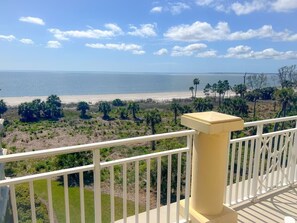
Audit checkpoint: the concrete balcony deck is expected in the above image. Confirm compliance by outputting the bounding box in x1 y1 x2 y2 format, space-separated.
235 186 297 223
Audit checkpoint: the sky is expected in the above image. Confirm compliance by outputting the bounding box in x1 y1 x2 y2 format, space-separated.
0 0 297 73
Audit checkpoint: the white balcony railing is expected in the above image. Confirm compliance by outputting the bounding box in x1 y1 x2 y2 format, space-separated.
225 115 297 206
0 129 195 223
1 114 297 223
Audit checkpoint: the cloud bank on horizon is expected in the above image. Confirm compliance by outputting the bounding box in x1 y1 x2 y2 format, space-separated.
0 0 297 72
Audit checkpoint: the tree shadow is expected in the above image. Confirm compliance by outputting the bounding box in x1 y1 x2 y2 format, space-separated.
102 116 115 121
80 114 92 119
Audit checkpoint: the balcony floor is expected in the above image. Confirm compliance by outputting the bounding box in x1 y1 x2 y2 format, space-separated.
233 186 297 223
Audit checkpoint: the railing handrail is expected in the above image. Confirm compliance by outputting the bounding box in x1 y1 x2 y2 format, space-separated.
230 126 297 143
0 130 195 163
244 115 297 128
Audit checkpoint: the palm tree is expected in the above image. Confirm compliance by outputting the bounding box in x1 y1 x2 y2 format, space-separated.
98 101 111 119
170 100 181 125
217 80 225 106
233 84 247 98
193 98 213 112
203 83 211 97
128 102 139 120
223 80 230 98
245 90 261 118
211 83 217 100
45 95 62 119
218 98 248 118
0 100 7 118
145 109 162 150
77 101 90 118
189 86 194 98
274 88 295 117
193 78 200 98
117 107 128 119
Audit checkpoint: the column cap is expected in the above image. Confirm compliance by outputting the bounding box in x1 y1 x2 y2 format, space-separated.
181 111 244 134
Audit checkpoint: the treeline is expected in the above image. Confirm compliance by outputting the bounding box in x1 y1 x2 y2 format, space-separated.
18 95 63 122
187 65 297 119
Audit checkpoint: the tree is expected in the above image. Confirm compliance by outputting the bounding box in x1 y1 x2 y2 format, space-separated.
44 95 63 119
277 65 297 88
192 98 213 112
193 78 200 98
218 97 248 118
77 101 90 118
112 98 125 106
117 107 128 119
0 99 7 118
170 100 181 125
203 83 211 97
18 101 43 122
15 184 49 222
98 101 111 119
259 87 276 100
223 80 230 98
217 80 225 106
56 152 93 186
145 109 162 150
233 84 247 98
31 99 43 119
246 73 267 90
128 102 140 120
180 105 192 114
211 83 217 100
189 86 194 98
245 90 261 118
274 88 295 117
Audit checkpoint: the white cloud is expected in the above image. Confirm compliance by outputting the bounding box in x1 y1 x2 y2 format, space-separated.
0 34 16 41
170 2 190 15
85 43 145 54
171 43 207 56
195 0 297 14
196 0 214 6
46 40 61 48
154 48 168 56
19 16 45 25
48 24 123 40
20 38 34 44
272 0 297 12
231 1 266 15
150 6 163 13
227 45 252 54
196 50 217 57
164 21 230 41
164 21 297 42
128 24 157 37
132 50 146 55
225 45 297 59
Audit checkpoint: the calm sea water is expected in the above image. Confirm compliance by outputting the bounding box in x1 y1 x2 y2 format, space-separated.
0 71 274 97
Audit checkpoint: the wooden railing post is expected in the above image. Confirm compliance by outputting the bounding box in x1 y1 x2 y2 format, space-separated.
181 112 243 223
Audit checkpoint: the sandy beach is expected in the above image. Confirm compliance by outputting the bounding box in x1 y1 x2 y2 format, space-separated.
2 91 204 106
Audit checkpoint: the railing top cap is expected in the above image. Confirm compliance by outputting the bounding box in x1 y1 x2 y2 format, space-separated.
183 111 242 124
181 111 244 134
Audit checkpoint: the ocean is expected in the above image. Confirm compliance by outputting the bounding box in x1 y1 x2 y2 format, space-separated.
0 71 275 97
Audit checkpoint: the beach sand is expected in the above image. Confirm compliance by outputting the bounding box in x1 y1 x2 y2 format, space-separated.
2 91 205 106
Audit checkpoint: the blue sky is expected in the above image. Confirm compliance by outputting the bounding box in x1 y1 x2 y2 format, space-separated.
0 0 297 73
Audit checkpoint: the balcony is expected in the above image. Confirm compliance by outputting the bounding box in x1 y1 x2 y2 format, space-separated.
1 112 297 223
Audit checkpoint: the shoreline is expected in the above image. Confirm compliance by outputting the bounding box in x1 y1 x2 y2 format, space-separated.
2 91 204 106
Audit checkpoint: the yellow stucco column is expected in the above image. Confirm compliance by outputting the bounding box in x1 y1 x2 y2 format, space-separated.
181 111 243 223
